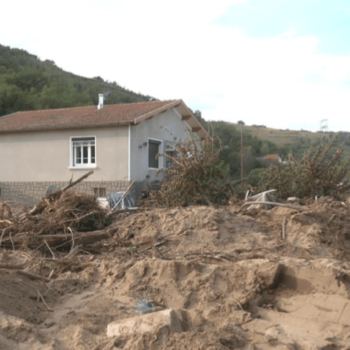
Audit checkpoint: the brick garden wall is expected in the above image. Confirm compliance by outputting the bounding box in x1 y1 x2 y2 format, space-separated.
0 181 142 206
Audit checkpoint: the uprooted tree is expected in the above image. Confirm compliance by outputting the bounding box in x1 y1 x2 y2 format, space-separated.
256 136 350 199
148 133 240 207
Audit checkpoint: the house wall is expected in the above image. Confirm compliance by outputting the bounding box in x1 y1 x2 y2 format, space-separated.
129 108 191 182
0 126 129 182
0 108 196 203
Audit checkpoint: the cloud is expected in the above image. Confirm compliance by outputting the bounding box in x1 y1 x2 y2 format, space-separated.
1 0 350 131
200 31 350 131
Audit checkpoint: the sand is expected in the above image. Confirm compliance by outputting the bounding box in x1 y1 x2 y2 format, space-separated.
1 199 350 349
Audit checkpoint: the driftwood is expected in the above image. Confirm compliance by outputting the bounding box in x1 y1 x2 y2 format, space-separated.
61 170 94 193
29 171 94 215
43 210 101 228
17 270 51 283
0 263 51 283
1 230 112 249
328 214 336 224
40 230 112 245
138 240 167 254
37 289 53 312
282 216 287 240
240 201 308 212
0 219 13 227
0 262 27 269
44 239 56 259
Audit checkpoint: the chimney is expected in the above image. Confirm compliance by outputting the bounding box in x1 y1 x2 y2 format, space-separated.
97 94 104 110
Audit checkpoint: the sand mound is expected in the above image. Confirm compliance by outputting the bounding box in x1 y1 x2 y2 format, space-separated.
2 200 350 349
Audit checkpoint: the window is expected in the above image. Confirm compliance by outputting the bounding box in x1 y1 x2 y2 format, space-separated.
165 150 176 168
164 143 176 168
71 137 96 168
148 139 161 168
94 187 106 197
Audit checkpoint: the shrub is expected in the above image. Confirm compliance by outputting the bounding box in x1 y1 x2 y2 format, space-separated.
257 137 350 199
247 168 266 187
151 134 237 207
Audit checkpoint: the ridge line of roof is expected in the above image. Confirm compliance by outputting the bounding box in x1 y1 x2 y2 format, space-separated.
0 120 132 134
13 100 175 115
133 100 181 123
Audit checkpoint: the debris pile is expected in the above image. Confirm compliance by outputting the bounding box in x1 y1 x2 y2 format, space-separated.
0 171 113 254
3 168 350 348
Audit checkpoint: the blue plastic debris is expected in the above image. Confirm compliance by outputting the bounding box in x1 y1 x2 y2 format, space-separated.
134 298 155 315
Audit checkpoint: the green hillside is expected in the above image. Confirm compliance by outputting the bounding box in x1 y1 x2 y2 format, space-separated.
0 44 151 117
194 113 350 178
230 123 324 147
230 123 350 159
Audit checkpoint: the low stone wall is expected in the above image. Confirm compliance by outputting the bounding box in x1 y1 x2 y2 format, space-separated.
0 181 141 206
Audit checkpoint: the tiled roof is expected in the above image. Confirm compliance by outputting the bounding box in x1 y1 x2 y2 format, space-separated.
0 100 180 133
264 154 280 160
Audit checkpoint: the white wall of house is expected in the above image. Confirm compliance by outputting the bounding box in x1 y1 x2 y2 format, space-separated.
129 108 191 182
0 126 129 182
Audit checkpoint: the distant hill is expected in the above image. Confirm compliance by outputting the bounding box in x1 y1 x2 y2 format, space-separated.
194 112 350 177
0 44 153 117
230 123 324 147
230 123 350 159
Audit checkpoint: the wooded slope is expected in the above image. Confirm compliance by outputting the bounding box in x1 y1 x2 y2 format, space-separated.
0 44 150 117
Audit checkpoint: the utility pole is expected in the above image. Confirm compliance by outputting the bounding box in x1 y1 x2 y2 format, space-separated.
240 122 244 195
320 119 329 132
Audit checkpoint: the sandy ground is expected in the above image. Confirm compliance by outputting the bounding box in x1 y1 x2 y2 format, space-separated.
2 198 350 349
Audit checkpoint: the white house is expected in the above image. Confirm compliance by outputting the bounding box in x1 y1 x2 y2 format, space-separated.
0 97 208 202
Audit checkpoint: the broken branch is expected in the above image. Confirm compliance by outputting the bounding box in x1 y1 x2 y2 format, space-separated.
17 270 51 283
239 201 307 212
61 170 94 192
110 180 136 212
0 262 27 269
37 289 53 312
282 216 287 240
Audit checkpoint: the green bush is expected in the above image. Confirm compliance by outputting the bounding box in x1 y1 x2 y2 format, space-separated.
257 137 350 199
247 168 266 187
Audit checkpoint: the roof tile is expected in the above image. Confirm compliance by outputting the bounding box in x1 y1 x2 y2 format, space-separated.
0 100 177 132
264 154 280 160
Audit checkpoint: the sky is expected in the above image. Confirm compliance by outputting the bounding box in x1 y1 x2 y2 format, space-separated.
1 0 350 132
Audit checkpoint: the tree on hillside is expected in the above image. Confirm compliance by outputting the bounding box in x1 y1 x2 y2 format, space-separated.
0 44 149 116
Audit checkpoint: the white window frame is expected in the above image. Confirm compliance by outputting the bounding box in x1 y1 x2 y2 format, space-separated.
69 135 97 169
148 137 163 169
164 141 176 169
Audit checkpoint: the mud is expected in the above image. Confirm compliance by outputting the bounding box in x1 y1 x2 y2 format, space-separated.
2 200 350 349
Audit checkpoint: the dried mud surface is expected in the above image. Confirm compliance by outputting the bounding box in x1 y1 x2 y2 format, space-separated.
2 198 350 349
